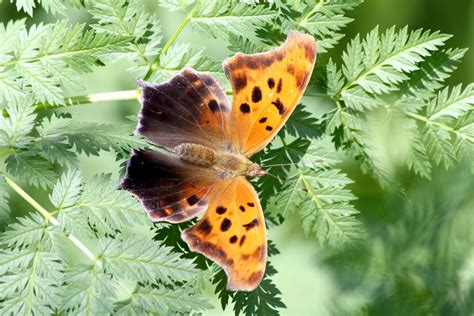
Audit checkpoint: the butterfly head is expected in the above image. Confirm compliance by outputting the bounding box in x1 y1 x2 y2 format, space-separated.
245 163 268 177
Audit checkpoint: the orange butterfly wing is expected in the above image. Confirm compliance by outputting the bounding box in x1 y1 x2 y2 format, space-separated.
123 31 317 291
182 177 266 291
224 31 317 156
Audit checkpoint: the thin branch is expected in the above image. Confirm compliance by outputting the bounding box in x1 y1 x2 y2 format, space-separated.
1 172 136 297
143 1 200 81
1 172 97 262
405 111 474 143
34 89 139 113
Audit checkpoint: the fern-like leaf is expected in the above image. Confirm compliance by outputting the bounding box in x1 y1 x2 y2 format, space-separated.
98 235 199 283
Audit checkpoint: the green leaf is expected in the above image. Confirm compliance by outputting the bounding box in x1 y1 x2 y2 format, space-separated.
0 21 131 104
0 177 10 224
269 138 362 246
99 235 199 283
35 137 80 168
295 0 361 53
283 105 323 139
191 1 277 40
0 214 63 315
340 26 451 96
38 117 147 156
1 214 46 249
399 48 467 100
158 0 195 12
59 174 150 238
0 99 36 148
325 58 345 98
427 84 474 121
61 264 116 315
5 151 56 189
227 34 263 54
12 0 82 16
115 284 212 315
88 0 163 76
423 124 455 169
155 42 224 83
49 169 82 210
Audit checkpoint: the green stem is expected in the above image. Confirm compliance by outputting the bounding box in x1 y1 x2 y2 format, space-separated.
2 173 56 223
1 172 98 262
405 111 474 143
295 1 323 31
143 1 199 81
31 89 139 113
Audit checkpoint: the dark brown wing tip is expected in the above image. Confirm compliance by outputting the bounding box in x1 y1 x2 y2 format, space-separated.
222 30 317 80
181 225 265 292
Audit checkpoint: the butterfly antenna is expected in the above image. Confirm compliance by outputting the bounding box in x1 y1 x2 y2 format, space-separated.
265 171 280 180
263 159 324 168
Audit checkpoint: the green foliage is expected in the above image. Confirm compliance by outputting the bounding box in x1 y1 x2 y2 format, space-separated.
0 0 472 315
12 0 83 16
0 19 130 105
272 138 362 246
190 1 277 40
257 0 362 53
0 172 207 315
321 25 473 186
87 0 163 77
155 42 224 83
0 177 10 223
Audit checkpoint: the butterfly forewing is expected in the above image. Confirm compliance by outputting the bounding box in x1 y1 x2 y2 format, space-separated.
137 68 232 151
224 31 317 156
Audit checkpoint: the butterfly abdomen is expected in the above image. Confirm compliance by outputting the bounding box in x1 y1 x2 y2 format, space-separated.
175 143 218 167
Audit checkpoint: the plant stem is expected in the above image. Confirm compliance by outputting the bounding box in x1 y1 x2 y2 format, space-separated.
1 173 98 262
143 1 199 81
295 0 323 31
35 89 139 112
405 111 474 142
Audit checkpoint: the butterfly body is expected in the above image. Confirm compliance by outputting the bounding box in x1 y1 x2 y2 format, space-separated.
174 143 265 178
121 31 316 291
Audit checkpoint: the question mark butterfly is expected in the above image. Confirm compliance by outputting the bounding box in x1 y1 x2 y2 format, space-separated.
120 31 316 291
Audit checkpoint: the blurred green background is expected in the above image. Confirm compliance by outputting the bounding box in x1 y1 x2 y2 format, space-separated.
1 0 473 315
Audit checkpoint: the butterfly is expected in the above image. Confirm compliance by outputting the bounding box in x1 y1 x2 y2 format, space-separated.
120 31 316 291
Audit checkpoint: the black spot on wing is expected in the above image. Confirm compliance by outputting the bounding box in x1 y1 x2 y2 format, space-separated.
239 235 246 247
186 195 199 206
233 74 247 92
268 78 275 89
247 202 255 207
197 219 212 234
243 219 259 230
271 98 286 115
239 205 245 212
276 78 282 93
252 87 262 103
240 103 250 113
259 117 267 123
221 218 232 232
229 235 238 244
265 126 273 131
216 206 227 215
208 99 219 112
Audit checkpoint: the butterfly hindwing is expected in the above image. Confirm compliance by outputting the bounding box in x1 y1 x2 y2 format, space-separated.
182 177 267 291
119 150 217 223
137 68 231 150
224 31 317 156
